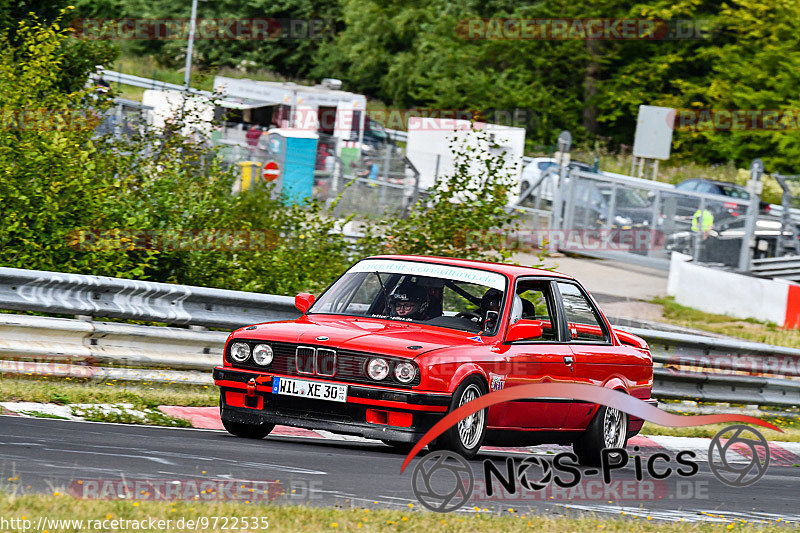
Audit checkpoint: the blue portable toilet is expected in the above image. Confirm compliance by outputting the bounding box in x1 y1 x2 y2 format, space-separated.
265 129 318 205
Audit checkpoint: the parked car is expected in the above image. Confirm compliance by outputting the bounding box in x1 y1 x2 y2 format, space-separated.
667 179 751 226
214 255 655 464
517 158 594 206
349 117 396 150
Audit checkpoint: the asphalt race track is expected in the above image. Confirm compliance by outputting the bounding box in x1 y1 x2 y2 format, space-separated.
1 416 798 525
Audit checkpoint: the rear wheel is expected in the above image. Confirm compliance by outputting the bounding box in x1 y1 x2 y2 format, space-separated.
221 418 274 439
573 404 628 466
429 376 487 459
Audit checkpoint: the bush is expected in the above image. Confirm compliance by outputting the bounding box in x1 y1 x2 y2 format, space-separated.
0 16 526 297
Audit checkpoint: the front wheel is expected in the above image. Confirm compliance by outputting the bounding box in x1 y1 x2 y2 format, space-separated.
429 377 487 459
221 418 275 439
573 404 628 467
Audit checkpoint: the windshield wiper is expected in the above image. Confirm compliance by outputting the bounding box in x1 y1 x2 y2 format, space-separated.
374 271 390 315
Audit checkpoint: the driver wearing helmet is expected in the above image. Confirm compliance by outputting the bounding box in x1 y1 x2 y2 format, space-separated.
389 283 429 321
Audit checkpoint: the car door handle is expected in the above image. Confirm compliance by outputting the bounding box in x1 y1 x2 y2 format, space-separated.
563 355 574 365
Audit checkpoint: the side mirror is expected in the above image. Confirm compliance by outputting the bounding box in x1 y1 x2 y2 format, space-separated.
506 319 544 342
483 310 499 332
295 293 315 315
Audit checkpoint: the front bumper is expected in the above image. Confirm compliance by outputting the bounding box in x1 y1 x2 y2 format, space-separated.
214 367 451 443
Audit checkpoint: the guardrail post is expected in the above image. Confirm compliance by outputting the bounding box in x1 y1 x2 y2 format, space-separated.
738 158 764 272
378 143 392 215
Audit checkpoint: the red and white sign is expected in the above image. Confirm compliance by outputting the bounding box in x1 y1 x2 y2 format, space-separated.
262 160 280 181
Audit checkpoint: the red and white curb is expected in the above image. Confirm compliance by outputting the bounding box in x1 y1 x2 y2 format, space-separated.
5 403 800 466
157 406 800 466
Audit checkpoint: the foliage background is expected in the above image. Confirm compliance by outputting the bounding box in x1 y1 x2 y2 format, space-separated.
8 0 798 172
0 14 519 294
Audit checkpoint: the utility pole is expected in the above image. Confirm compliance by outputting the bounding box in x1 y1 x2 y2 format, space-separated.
184 0 199 91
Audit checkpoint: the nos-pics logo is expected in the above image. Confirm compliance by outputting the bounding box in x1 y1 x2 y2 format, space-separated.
411 424 771 513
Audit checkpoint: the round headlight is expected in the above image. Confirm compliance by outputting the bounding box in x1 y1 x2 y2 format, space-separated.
394 361 417 383
252 344 273 366
367 358 389 380
230 342 251 363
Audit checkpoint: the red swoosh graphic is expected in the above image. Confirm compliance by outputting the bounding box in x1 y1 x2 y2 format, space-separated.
400 383 782 473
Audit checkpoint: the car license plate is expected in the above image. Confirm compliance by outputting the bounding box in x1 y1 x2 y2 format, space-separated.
272 377 347 403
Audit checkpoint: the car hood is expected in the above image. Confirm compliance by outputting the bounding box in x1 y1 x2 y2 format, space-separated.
232 314 485 358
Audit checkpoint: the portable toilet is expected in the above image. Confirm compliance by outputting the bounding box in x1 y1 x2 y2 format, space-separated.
264 129 318 205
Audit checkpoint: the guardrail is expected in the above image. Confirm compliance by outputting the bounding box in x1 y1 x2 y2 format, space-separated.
1 267 798 406
750 256 800 281
619 326 800 407
384 128 408 143
0 314 224 370
96 70 213 97
0 267 299 329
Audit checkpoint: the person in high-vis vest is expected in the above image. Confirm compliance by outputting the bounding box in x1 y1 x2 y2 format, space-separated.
691 208 714 238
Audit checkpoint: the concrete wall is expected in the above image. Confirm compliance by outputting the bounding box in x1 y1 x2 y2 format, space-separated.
667 253 798 327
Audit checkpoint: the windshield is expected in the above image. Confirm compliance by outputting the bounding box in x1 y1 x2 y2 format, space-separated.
310 259 507 334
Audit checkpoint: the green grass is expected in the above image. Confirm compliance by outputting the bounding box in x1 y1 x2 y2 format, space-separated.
17 410 69 420
70 405 192 427
651 296 800 348
0 494 795 531
0 376 217 409
4 375 799 441
640 415 800 442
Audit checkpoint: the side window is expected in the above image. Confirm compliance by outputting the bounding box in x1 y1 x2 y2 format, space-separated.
556 282 610 343
346 274 381 314
510 279 557 341
695 181 716 194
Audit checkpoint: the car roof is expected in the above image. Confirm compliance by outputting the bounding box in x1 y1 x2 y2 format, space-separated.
367 255 575 280
683 178 746 189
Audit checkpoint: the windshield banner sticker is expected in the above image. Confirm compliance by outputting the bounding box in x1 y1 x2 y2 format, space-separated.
350 259 506 290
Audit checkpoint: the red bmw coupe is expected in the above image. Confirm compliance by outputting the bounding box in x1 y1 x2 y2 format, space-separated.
213 255 654 463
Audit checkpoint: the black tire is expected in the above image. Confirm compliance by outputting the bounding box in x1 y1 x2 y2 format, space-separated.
573 404 628 467
380 439 416 453
221 418 275 439
428 376 487 459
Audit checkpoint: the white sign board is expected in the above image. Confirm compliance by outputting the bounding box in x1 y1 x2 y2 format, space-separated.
405 117 525 192
633 105 675 160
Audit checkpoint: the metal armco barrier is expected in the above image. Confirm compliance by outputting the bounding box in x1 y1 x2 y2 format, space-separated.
0 314 225 371
751 255 800 282
1 267 799 407
0 360 213 386
0 267 299 329
653 368 800 407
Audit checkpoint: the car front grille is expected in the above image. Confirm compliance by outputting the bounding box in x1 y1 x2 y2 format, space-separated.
226 340 421 387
